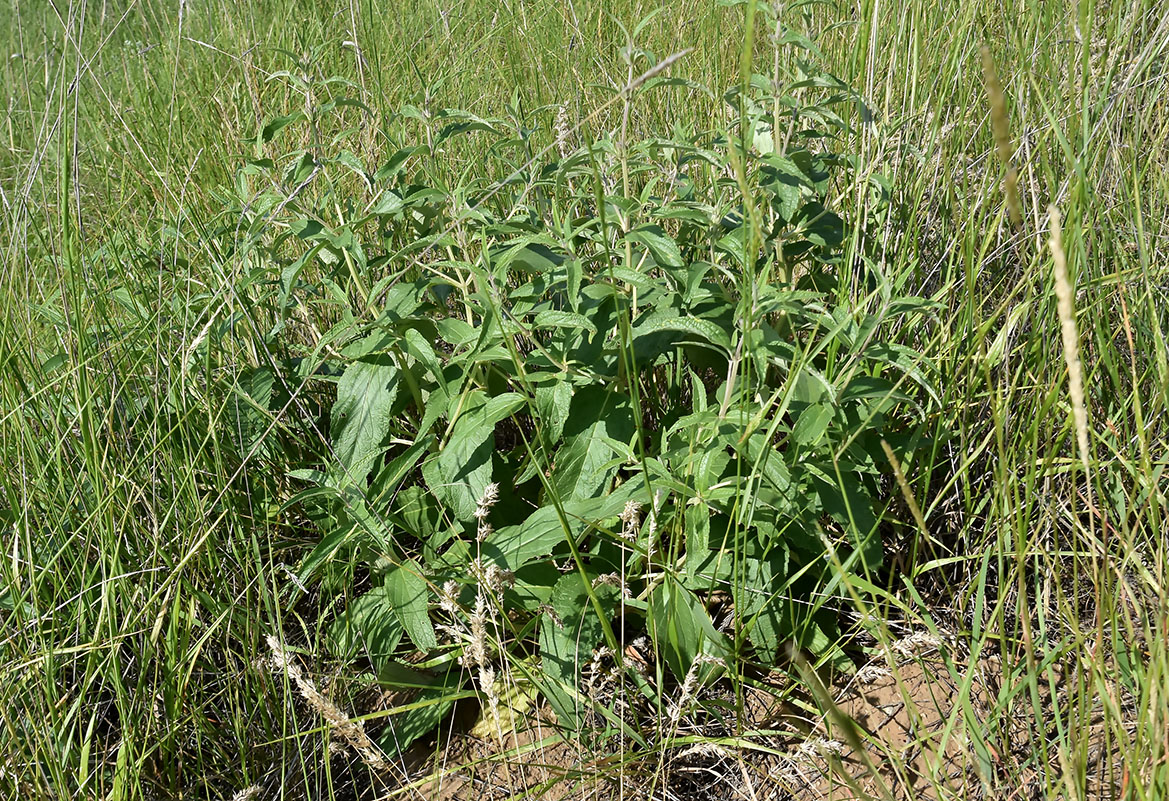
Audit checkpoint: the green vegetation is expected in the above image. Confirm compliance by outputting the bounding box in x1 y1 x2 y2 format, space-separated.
1 1 1167 799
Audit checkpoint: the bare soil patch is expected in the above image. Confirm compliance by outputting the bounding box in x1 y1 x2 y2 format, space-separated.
372 634 1125 801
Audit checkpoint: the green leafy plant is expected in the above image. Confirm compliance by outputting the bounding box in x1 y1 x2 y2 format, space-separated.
232 37 940 757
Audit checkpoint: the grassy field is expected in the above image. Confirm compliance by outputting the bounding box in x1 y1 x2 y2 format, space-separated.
2 0 1168 799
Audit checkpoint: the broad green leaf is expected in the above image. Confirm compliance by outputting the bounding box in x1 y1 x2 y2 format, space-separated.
534 381 573 444
808 465 882 573
736 554 788 665
436 317 476 347
482 477 648 569
436 119 503 144
862 343 940 406
369 189 405 215
394 485 442 541
743 434 792 495
539 573 619 730
422 393 524 521
403 328 454 402
297 516 350 576
488 236 563 283
791 403 833 447
690 445 731 496
331 358 399 488
796 202 844 248
791 364 835 404
376 668 464 757
373 145 428 182
565 255 582 312
553 387 635 501
839 375 917 414
648 575 730 682
683 504 711 582
761 154 813 221
385 559 438 651
634 312 732 352
368 438 431 508
480 501 586 570
626 224 683 268
328 583 403 663
534 310 597 335
258 112 305 144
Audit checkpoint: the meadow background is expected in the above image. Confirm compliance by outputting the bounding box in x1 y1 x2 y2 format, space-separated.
1 0 1167 799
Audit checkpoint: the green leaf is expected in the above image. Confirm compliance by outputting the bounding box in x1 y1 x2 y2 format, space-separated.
565 255 582 312
760 154 813 221
501 240 566 276
373 145 428 182
791 403 833 448
533 310 597 335
258 112 305 144
328 583 404 664
368 438 431 508
626 224 683 268
480 502 580 570
839 375 917 414
436 119 503 144
683 504 711 582
422 393 524 521
796 202 844 248
736 554 788 665
331 357 399 488
534 381 573 444
553 387 635 501
862 343 940 406
690 444 731 496
743 434 792 495
648 575 730 681
298 517 352 578
376 667 464 757
483 477 648 569
370 189 405 215
394 485 442 542
634 311 732 352
808 465 882 574
539 573 619 730
385 559 438 651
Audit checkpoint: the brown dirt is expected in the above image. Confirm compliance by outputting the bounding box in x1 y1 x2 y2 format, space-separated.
372 635 1123 801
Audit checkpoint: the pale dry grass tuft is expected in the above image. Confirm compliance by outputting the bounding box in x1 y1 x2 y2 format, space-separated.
265 635 391 774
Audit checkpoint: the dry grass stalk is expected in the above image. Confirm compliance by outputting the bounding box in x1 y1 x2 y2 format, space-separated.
981 44 1022 227
880 439 928 535
1048 206 1091 475
619 499 641 541
465 484 505 740
555 105 572 159
265 635 390 774
1049 204 1099 565
667 654 723 728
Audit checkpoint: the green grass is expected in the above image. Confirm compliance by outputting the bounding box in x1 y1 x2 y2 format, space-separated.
2 0 1168 799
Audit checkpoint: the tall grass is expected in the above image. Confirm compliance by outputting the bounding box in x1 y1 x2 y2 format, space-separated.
2 0 1167 798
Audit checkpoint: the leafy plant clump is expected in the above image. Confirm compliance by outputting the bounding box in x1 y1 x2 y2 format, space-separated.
230 44 940 757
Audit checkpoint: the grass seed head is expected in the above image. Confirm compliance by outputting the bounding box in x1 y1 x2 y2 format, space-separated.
980 44 1022 227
